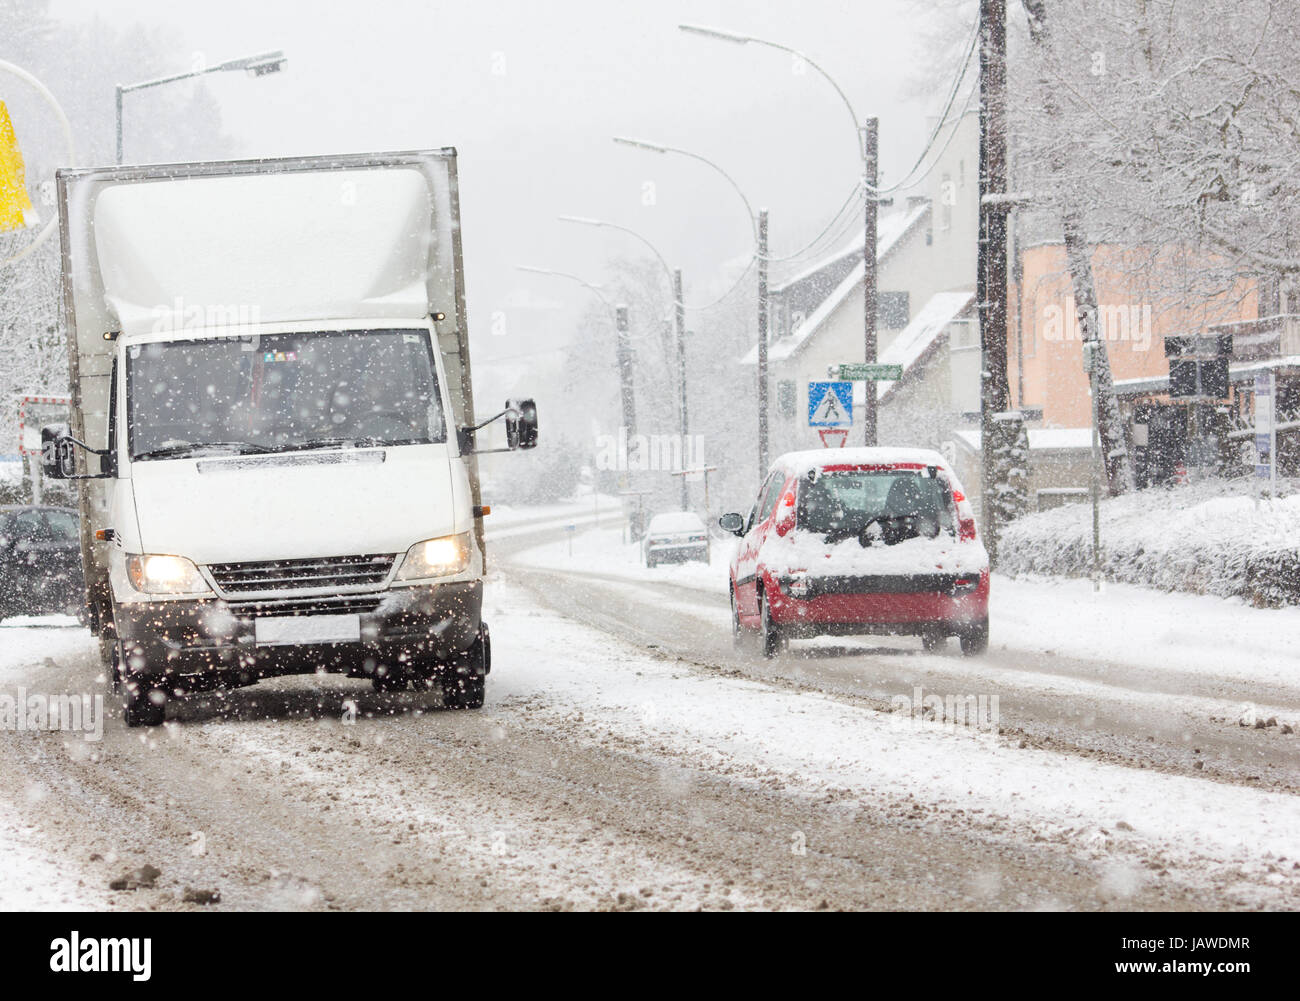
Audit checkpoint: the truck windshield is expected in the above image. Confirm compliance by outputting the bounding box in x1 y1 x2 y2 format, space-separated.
126 329 446 459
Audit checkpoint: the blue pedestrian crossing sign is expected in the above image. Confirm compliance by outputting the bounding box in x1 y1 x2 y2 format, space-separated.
808 381 853 427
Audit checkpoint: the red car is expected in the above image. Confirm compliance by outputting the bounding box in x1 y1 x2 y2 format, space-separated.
719 448 989 657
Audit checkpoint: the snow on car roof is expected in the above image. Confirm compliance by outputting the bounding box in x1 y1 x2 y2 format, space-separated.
772 447 951 479
646 511 706 533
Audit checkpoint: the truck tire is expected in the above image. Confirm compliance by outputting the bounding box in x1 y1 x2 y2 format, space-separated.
442 624 489 710
371 664 408 692
116 642 166 727
108 639 122 694
959 618 990 657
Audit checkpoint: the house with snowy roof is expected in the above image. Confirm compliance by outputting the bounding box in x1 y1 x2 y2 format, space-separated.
741 110 983 468
738 108 1135 511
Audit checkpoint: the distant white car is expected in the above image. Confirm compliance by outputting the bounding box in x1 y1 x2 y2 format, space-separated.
643 512 709 568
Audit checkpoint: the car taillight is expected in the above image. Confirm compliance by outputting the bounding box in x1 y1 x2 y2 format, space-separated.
774 489 797 537
952 488 977 541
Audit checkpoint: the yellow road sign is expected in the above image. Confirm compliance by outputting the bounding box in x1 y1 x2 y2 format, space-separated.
0 100 35 232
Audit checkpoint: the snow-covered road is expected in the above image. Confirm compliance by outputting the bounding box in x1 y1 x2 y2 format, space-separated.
0 517 1297 910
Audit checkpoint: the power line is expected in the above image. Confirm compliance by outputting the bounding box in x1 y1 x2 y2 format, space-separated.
870 15 980 196
683 254 758 312
764 180 866 264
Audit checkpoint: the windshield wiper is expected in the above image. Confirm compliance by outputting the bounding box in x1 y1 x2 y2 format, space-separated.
134 441 273 461
267 436 396 452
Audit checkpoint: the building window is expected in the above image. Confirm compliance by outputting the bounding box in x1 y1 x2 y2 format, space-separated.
878 291 910 330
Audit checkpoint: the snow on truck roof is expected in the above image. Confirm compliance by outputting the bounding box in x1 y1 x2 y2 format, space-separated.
61 152 460 341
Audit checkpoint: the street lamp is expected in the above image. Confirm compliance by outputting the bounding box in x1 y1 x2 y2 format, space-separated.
516 264 637 443
0 59 76 270
559 215 691 510
679 24 880 447
611 136 758 241
115 50 287 164
612 135 771 477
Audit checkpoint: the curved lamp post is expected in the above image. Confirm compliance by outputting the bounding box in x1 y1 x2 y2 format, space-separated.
612 135 771 475
559 215 691 509
116 50 286 164
516 264 637 444
678 24 880 446
0 59 75 270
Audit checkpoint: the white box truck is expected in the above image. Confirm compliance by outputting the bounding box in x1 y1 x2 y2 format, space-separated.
41 150 537 726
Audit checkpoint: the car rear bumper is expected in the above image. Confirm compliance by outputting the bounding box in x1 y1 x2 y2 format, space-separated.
114 580 483 680
766 569 989 635
647 543 708 563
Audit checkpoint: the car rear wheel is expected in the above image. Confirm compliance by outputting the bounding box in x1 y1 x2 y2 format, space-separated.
759 591 785 659
959 618 989 657
921 630 948 652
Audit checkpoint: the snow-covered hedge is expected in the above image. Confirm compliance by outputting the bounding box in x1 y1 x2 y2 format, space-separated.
998 478 1300 607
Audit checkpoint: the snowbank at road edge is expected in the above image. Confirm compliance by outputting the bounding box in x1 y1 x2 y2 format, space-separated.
999 477 1300 606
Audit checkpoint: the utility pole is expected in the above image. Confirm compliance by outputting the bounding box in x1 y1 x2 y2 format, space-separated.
615 304 637 442
673 267 690 510
978 0 1011 563
1087 344 1101 591
114 87 123 165
862 117 879 447
757 209 770 477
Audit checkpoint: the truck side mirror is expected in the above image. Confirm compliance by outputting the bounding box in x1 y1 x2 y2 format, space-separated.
718 512 745 537
41 424 76 480
505 398 539 450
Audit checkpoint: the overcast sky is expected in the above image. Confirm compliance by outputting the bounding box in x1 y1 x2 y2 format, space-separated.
47 0 950 355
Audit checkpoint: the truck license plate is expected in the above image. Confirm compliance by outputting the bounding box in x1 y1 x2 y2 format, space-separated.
254 614 361 646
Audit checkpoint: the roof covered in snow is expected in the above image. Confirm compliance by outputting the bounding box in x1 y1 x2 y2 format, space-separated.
951 427 1095 452
1115 354 1300 398
874 290 975 400
740 202 931 366
769 201 931 297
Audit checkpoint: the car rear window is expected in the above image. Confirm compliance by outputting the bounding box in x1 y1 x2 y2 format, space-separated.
798 469 954 544
11 510 49 541
43 510 79 541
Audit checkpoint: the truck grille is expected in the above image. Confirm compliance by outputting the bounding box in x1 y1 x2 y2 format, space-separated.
208 554 395 596
225 594 385 617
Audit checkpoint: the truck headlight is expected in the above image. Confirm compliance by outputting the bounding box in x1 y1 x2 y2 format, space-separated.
397 533 472 580
126 554 210 594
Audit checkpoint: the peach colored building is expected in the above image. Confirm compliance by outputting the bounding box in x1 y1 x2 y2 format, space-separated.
1009 244 1259 427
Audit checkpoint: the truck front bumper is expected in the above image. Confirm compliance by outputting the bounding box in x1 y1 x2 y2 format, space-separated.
114 580 483 681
